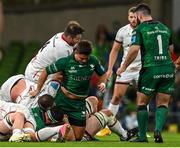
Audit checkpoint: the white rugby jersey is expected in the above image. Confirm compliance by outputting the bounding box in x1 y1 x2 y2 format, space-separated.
25 32 74 82
0 74 41 110
0 100 27 119
115 24 141 70
0 74 34 103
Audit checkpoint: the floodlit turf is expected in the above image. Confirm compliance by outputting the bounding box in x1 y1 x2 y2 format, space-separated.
0 132 180 147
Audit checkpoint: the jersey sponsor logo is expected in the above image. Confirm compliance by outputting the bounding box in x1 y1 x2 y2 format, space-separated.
154 56 167 60
70 66 75 70
90 64 95 70
79 65 86 67
72 76 91 81
69 66 77 73
147 29 168 35
100 65 105 72
155 26 159 30
131 36 136 43
153 74 174 79
68 70 77 73
142 86 155 92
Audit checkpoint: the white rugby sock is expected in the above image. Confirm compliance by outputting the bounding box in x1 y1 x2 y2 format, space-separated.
108 103 119 115
36 125 63 141
108 119 127 138
12 129 22 134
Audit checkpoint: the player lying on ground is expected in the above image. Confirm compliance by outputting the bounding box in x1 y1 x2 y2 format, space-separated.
0 95 71 142
0 100 32 142
84 97 138 141
0 74 61 109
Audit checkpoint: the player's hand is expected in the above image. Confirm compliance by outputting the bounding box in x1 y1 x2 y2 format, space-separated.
52 72 64 82
29 89 40 98
116 65 126 76
98 82 106 93
175 64 180 70
106 69 113 80
175 57 180 70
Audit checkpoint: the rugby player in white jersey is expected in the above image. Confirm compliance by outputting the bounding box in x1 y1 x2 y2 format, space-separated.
0 74 61 109
0 75 136 142
0 99 35 142
25 21 84 85
0 95 71 142
97 7 140 137
107 7 140 115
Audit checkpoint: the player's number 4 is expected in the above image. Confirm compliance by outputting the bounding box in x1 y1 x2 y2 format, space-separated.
157 35 163 54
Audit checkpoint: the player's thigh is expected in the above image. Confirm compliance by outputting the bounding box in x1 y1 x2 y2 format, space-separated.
156 93 171 107
137 92 150 105
86 96 98 116
65 111 86 140
0 120 12 134
112 82 129 99
157 74 175 95
71 125 85 141
138 67 157 96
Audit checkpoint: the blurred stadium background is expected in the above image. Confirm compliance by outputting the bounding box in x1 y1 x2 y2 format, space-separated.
0 0 180 135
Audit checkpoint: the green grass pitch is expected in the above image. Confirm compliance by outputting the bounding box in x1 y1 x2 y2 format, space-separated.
0 132 180 147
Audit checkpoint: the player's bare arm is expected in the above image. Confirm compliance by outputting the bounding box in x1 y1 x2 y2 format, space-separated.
170 44 180 70
106 41 122 78
169 44 174 54
116 45 140 75
97 73 108 92
30 69 48 97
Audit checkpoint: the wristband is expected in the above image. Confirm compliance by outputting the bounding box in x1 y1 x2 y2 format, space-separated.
100 82 106 87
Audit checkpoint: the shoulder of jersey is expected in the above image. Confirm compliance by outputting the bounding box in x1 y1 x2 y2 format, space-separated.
118 24 130 31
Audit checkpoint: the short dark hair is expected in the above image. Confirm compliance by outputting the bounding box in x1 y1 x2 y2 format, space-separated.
64 21 85 37
135 3 151 15
50 106 65 123
38 94 55 111
128 6 136 13
74 40 92 55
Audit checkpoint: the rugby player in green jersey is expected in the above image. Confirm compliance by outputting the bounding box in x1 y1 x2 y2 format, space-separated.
30 40 107 141
117 3 177 143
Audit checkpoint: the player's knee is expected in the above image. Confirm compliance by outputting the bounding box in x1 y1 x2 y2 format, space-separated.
101 109 113 116
16 104 30 119
86 96 98 116
137 98 148 106
93 111 108 129
93 109 115 128
156 97 170 107
100 109 117 127
15 112 25 118
111 95 122 104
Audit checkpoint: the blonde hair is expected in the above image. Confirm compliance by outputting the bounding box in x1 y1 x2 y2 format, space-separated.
128 6 136 14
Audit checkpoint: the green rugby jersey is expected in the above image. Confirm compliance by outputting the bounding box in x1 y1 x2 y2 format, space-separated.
46 54 105 97
131 20 173 67
31 107 63 130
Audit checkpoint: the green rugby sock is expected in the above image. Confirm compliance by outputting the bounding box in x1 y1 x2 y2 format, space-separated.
137 105 148 140
155 105 168 132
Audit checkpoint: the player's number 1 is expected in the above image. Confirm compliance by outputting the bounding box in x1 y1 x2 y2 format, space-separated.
157 35 163 54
